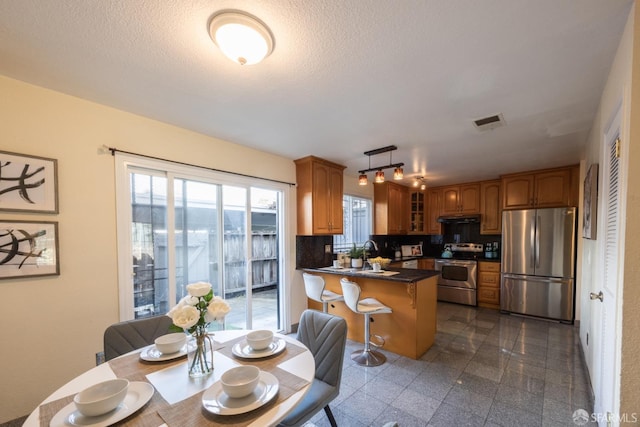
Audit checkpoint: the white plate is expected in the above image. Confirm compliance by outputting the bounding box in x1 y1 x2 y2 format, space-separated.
49 381 154 427
202 371 279 415
139 342 192 362
232 338 286 359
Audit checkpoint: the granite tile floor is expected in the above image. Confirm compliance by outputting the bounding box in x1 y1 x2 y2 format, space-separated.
305 302 594 427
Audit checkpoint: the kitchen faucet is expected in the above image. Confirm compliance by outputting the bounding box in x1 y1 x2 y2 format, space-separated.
362 240 379 268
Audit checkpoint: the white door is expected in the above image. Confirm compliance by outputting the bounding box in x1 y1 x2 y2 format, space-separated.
592 106 623 425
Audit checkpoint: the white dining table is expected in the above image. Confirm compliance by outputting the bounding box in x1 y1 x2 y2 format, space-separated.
24 330 314 427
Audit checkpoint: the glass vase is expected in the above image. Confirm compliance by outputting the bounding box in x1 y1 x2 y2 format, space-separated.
187 326 213 378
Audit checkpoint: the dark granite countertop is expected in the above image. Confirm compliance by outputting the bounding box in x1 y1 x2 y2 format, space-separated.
390 255 501 263
302 267 438 284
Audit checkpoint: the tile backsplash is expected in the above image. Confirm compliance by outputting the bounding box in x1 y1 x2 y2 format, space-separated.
295 222 502 268
296 235 333 268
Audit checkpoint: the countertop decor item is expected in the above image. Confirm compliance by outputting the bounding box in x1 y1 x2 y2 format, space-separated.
349 244 364 268
166 282 231 378
367 257 391 269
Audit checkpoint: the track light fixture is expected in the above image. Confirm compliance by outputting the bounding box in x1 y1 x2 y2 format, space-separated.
414 176 427 190
358 145 404 185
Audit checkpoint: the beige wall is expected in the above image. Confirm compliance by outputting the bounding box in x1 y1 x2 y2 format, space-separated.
0 75 302 422
620 2 640 415
578 2 640 416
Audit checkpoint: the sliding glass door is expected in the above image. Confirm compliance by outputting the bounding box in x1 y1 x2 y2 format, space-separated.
119 158 284 331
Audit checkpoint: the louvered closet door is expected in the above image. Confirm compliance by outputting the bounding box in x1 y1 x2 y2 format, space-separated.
594 108 622 422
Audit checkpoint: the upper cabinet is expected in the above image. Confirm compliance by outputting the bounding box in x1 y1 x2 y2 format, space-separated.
294 156 345 235
480 180 501 234
502 165 579 210
440 183 480 215
408 190 425 234
426 188 442 234
374 181 408 235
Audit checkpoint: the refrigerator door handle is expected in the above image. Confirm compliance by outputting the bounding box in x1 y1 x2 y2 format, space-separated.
502 273 569 283
535 215 541 268
530 219 536 269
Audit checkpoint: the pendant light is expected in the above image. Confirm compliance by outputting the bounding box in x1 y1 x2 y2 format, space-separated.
394 166 404 180
358 145 405 185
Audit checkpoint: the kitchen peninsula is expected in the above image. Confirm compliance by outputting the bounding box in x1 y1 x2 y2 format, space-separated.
302 267 439 359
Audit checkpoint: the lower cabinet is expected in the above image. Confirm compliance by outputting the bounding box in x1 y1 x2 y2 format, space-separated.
419 258 435 270
477 261 500 309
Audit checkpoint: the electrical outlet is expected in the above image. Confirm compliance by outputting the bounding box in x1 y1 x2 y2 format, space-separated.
325 244 332 253
96 351 105 365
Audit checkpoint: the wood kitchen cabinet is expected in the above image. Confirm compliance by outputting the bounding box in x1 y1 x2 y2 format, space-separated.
440 183 480 215
294 156 345 235
419 258 435 270
374 181 408 235
477 261 500 309
426 188 442 234
480 180 502 234
409 190 426 233
502 165 578 210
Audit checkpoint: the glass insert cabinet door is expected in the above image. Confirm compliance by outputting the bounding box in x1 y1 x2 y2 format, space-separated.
128 169 281 331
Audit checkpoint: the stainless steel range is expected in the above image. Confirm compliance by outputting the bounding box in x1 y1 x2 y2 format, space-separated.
435 243 482 306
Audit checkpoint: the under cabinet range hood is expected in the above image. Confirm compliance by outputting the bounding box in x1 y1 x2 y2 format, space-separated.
437 214 481 224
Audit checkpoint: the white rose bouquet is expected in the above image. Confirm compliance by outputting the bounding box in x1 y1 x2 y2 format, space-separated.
166 282 230 377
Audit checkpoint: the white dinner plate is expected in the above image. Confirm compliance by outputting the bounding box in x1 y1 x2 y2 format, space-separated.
231 338 286 359
202 371 279 415
49 381 154 427
139 342 192 362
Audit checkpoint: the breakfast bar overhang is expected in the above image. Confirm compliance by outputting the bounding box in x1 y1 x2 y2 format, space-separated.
302 268 439 359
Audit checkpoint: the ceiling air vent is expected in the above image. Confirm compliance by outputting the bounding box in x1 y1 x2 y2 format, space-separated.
472 113 505 131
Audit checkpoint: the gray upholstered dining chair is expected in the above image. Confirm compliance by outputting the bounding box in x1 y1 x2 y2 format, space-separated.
277 310 347 427
103 315 173 361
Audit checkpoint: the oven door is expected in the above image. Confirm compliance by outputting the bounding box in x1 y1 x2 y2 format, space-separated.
434 259 477 289
435 259 478 306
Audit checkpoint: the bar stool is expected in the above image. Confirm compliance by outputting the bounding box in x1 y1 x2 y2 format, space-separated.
303 273 344 313
340 278 392 367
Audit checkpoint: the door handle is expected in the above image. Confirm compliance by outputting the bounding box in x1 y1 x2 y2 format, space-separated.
535 215 541 269
590 291 604 302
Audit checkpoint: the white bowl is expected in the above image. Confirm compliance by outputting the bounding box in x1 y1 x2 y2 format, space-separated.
154 333 187 354
221 365 261 398
73 378 129 417
246 330 274 351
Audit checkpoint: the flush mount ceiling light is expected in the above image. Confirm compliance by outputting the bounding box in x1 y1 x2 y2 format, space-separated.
358 145 404 185
209 11 274 65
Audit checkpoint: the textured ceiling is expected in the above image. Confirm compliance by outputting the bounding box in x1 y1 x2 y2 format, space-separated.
0 0 633 186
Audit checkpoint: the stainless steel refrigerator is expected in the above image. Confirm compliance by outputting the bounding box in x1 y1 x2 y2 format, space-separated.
501 207 577 323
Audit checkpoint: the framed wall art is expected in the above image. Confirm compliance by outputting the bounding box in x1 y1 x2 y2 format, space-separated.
582 163 598 240
0 220 59 279
0 150 58 213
